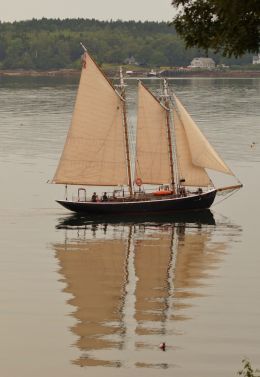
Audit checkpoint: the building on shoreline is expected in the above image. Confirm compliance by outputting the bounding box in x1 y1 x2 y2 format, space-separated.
252 54 260 65
188 57 216 70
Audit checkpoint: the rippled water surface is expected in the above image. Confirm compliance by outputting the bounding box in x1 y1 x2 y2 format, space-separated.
0 76 259 377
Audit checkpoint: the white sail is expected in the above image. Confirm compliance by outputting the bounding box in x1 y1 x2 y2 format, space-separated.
173 108 212 187
135 82 172 184
174 95 233 176
52 53 128 186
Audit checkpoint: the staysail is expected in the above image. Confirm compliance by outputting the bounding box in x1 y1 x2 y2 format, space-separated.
173 108 212 187
135 82 172 184
52 53 128 186
174 95 233 176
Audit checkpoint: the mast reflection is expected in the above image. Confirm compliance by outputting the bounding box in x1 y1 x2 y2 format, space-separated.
53 211 237 369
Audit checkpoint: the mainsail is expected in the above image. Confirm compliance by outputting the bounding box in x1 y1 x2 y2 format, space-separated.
135 82 173 185
52 53 129 186
174 95 233 176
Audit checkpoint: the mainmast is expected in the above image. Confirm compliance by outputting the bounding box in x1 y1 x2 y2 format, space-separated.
118 67 133 196
162 79 177 193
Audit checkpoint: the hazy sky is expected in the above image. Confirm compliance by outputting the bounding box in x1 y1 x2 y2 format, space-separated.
1 0 175 22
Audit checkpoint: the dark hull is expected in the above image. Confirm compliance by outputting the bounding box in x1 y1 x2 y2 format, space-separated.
56 190 217 215
56 209 215 229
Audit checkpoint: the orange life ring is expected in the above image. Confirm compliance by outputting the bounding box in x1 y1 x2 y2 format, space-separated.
135 177 143 186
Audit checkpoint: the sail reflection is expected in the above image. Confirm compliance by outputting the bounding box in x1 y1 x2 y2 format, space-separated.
55 231 129 367
53 211 239 369
135 230 173 335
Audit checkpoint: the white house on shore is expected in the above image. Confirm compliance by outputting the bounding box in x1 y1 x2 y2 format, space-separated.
252 54 260 64
124 56 139 65
188 57 216 69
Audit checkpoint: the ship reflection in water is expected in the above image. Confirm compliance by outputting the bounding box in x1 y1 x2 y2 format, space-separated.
53 211 240 369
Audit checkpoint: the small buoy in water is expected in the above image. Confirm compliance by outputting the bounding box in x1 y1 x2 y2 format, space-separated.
159 342 166 351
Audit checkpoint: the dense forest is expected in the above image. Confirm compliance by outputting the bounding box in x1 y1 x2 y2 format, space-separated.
0 18 253 70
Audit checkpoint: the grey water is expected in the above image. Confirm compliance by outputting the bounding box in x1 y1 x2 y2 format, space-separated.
0 76 259 377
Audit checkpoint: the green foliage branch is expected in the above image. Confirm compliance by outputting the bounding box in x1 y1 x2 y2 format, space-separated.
171 0 260 57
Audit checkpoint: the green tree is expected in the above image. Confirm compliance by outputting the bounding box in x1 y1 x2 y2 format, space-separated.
0 18 255 69
171 0 260 57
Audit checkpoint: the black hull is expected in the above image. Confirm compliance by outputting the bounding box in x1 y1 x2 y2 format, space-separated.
56 209 216 229
56 190 217 216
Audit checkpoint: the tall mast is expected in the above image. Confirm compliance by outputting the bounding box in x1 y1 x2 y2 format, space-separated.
119 67 133 196
163 79 176 192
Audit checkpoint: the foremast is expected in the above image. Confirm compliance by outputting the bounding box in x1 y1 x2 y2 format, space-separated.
118 67 133 196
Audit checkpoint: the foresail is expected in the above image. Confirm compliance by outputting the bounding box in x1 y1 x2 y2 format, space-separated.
173 109 212 187
135 82 172 184
52 53 128 186
174 95 233 176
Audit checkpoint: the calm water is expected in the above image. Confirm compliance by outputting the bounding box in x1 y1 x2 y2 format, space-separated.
0 76 260 377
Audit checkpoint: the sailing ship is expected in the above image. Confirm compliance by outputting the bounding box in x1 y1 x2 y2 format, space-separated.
52 47 242 215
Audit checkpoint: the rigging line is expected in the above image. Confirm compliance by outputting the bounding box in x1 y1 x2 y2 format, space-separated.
212 188 240 207
135 158 144 180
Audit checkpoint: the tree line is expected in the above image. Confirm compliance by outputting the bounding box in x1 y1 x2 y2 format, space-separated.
0 18 253 70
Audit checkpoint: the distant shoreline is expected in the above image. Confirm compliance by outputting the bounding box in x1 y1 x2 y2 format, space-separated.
0 69 80 78
0 68 260 78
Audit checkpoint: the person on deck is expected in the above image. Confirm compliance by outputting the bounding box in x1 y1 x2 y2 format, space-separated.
91 192 98 202
102 192 108 201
